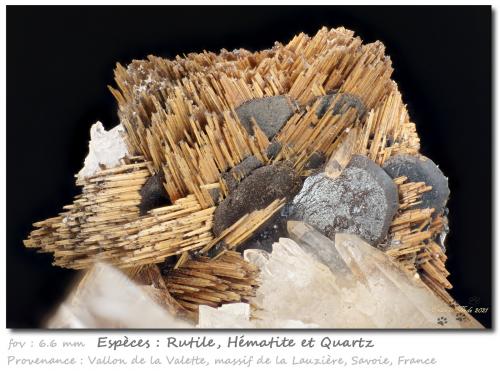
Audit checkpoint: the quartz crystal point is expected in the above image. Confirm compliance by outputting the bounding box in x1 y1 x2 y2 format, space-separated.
333 232 481 328
244 222 482 329
245 237 376 328
47 263 192 329
324 127 359 179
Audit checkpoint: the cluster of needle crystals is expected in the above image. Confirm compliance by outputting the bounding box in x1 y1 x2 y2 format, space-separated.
25 27 481 328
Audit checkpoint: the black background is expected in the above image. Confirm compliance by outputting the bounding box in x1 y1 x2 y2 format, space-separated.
7 6 492 328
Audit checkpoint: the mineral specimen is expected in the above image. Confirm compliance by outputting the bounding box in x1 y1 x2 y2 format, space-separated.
324 127 359 178
383 154 450 214
213 163 302 236
198 303 252 329
220 155 262 192
162 251 259 317
291 155 398 245
197 302 318 329
245 236 372 328
139 171 170 215
235 96 296 138
23 26 476 328
77 122 129 180
47 263 192 328
265 140 282 160
316 92 367 118
287 220 351 275
243 224 482 329
303 151 326 172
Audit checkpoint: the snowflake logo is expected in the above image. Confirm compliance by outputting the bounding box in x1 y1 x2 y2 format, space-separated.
437 316 448 326
456 313 468 322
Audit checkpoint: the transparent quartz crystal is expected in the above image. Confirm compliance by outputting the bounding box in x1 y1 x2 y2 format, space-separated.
47 263 192 329
243 222 483 329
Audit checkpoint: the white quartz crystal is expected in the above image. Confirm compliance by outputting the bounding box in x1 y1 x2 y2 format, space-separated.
197 303 319 328
47 263 192 329
243 222 483 329
198 303 253 328
245 236 375 328
77 122 129 180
